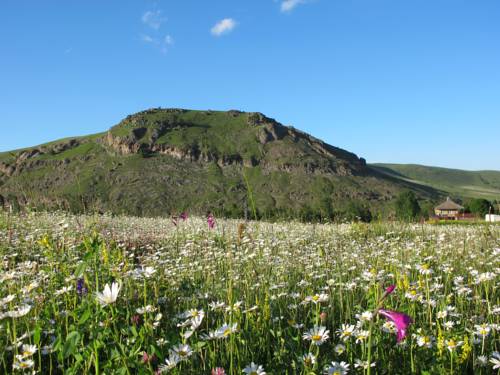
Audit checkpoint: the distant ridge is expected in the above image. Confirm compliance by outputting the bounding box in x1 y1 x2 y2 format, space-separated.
372 163 500 200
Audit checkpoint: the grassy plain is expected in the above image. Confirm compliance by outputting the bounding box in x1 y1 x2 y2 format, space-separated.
0 212 498 374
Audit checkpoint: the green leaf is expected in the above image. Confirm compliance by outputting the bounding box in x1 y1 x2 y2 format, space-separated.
75 262 87 278
78 309 91 325
194 341 206 350
33 325 41 345
110 348 121 360
130 325 138 337
53 336 62 352
63 331 81 359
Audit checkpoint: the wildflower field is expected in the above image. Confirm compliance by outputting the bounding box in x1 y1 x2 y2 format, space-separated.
0 212 499 374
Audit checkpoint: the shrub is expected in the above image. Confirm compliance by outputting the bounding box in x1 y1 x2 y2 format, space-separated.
343 201 372 223
466 198 492 217
394 191 421 221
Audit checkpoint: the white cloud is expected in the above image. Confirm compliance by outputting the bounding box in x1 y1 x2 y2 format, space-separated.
211 18 237 36
141 34 155 43
140 10 172 54
142 10 166 30
164 35 174 45
280 0 308 12
141 34 174 54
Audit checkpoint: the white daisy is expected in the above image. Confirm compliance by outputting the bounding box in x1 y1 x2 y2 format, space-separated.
303 325 330 346
96 282 121 306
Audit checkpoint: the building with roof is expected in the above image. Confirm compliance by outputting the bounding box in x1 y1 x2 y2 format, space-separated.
434 197 464 219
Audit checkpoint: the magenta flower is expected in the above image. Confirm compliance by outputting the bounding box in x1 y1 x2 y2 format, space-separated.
384 285 396 295
180 211 188 221
207 213 216 229
378 309 412 342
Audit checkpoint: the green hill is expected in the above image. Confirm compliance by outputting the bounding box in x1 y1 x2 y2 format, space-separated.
0 108 440 219
371 163 500 201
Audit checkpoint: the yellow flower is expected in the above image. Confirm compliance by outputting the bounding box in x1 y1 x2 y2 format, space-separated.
101 243 109 265
458 336 471 364
38 235 51 249
437 333 445 356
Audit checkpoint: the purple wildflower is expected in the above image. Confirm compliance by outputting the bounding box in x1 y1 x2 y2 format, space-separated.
76 278 88 296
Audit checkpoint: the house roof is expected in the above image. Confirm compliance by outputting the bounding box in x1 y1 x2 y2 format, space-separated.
435 197 464 210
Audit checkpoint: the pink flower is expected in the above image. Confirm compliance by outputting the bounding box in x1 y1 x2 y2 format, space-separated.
207 213 216 229
378 309 412 342
131 314 142 326
211 368 226 375
180 212 188 221
384 285 396 295
142 352 156 364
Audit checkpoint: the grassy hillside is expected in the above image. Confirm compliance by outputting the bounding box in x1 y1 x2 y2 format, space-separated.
372 163 500 200
0 109 441 219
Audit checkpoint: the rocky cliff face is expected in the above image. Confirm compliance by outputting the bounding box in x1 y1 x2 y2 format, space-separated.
0 139 81 177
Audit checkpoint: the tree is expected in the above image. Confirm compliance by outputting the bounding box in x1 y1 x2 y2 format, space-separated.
395 191 421 221
467 198 492 217
344 201 372 223
419 201 435 219
318 196 334 221
299 205 320 222
494 200 500 214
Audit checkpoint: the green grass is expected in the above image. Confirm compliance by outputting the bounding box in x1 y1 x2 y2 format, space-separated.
37 142 103 161
0 151 15 164
108 109 266 162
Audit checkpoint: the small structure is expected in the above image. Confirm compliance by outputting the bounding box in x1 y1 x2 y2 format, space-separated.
485 214 500 223
434 197 464 219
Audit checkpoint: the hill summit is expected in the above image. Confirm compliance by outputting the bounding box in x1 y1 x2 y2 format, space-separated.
105 108 367 175
0 108 436 218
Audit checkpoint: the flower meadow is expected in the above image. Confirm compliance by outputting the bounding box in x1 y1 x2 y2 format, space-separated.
0 212 499 374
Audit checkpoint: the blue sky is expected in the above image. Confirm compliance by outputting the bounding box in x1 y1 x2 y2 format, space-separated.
1 0 499 170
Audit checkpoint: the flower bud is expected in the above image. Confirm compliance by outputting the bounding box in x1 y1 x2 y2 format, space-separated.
385 285 396 295
320 312 327 322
